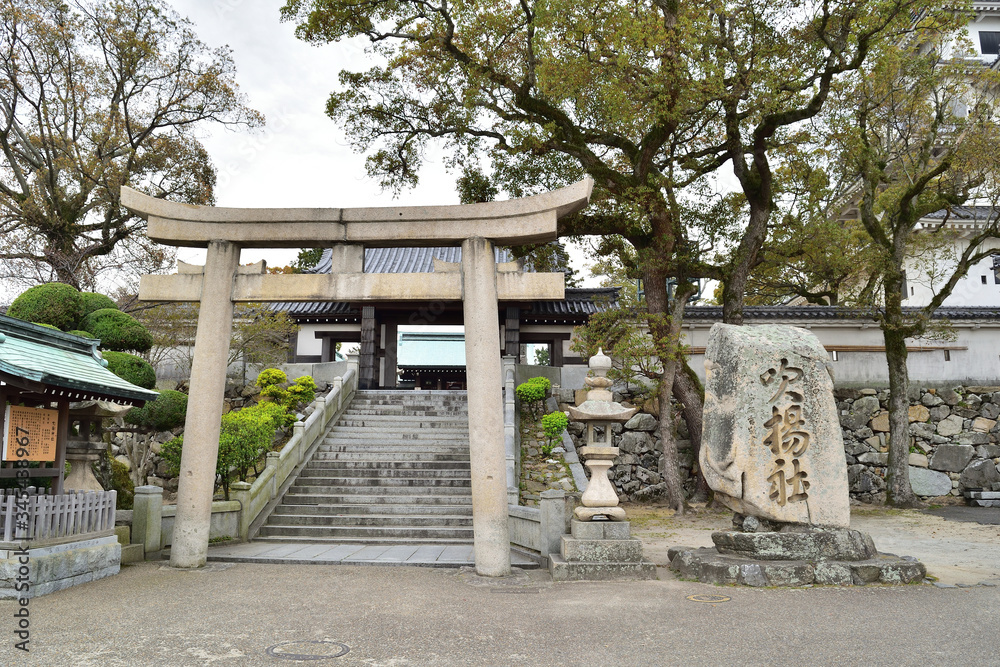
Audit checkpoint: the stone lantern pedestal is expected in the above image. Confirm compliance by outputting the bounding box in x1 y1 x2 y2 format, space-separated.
549 349 656 581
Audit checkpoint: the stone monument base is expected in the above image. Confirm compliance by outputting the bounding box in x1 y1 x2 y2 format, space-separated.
549 520 657 581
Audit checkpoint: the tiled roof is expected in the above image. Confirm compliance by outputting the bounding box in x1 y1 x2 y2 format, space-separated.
922 206 1000 221
0 315 159 405
308 246 516 274
682 306 1000 321
525 288 619 316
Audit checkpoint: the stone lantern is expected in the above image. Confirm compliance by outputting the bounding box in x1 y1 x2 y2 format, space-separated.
65 400 130 492
566 348 637 521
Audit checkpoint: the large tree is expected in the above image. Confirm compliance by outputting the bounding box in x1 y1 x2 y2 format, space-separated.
0 0 261 290
824 22 1000 506
281 0 930 510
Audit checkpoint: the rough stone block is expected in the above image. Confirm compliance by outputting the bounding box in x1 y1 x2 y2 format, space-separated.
738 563 769 587
764 562 815 586
960 459 1000 490
549 554 656 581
602 521 632 540
560 536 645 562
909 466 953 496
842 396 880 431
908 405 930 423
936 415 964 437
701 324 850 528
623 413 658 431
972 417 997 433
879 560 926 584
908 453 929 468
956 433 990 446
120 543 145 564
930 444 976 472
570 519 605 540
850 562 883 584
870 411 890 432
975 444 1000 459
711 529 876 562
813 562 853 586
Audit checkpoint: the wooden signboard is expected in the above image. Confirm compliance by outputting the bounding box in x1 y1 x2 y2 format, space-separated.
3 404 59 462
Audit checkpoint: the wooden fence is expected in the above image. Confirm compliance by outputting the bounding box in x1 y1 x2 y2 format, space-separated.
1 488 117 542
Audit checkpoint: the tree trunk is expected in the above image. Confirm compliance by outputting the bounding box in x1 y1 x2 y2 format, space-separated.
882 323 921 507
673 362 709 501
644 267 685 513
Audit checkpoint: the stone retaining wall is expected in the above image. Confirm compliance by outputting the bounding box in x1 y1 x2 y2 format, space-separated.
837 386 1000 503
563 385 1000 505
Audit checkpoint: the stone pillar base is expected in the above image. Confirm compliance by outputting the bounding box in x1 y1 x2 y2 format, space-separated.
548 520 656 581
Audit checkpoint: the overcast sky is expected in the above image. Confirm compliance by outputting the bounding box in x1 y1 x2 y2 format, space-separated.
167 0 596 281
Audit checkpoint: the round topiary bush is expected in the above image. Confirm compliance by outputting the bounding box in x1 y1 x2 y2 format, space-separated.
81 308 153 353
80 292 118 318
124 389 188 431
7 283 84 330
102 351 156 389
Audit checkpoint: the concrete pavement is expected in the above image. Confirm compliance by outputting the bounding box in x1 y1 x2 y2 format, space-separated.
3 558 998 666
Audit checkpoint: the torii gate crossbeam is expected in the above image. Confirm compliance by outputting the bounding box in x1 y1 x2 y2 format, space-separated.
124 180 593 577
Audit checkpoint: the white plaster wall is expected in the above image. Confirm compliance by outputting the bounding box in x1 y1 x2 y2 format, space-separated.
296 323 360 356
904 237 1000 307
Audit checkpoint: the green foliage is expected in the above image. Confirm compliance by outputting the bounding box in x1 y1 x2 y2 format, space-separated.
124 390 188 431
80 292 118 317
8 283 84 330
0 0 261 287
516 378 549 418
256 368 288 388
294 248 325 271
258 371 316 425
541 411 569 450
67 329 96 338
102 351 156 389
230 304 299 375
33 322 59 330
82 308 154 353
159 399 286 501
160 437 184 477
109 453 134 510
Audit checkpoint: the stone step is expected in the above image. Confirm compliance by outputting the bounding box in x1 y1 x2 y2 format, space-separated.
283 492 473 505
318 444 470 454
288 483 473 496
264 514 472 527
290 476 471 489
303 460 471 471
298 468 469 479
257 525 475 540
310 452 471 462
323 430 470 440
251 534 473 547
273 503 474 517
336 417 469 428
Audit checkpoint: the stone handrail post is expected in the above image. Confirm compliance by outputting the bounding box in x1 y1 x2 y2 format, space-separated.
230 481 252 540
266 452 280 500
293 421 305 463
539 489 567 558
502 355 518 505
132 485 163 560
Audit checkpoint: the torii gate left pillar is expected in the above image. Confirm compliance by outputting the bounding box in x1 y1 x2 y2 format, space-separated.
124 180 593 575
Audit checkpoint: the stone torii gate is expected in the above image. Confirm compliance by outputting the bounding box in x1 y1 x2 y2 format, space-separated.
123 180 593 576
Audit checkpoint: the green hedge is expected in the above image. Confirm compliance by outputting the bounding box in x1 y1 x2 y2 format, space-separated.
124 390 188 431
102 351 156 389
82 308 153 353
8 283 84 330
80 292 118 318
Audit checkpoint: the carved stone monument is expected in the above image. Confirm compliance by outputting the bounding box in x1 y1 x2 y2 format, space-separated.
670 324 926 586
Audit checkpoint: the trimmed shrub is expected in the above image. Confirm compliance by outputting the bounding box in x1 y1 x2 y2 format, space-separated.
80 292 118 318
8 283 84 330
124 390 188 431
109 454 134 510
257 370 315 425
160 436 184 477
516 379 547 418
67 329 96 338
81 308 153 353
33 322 60 330
255 368 288 389
102 351 156 389
541 411 569 453
527 376 551 392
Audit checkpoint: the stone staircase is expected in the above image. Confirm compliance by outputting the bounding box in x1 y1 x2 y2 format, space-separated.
256 390 474 545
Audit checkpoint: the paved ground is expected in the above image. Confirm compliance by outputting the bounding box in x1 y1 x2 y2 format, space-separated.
207 542 540 568
3 505 999 666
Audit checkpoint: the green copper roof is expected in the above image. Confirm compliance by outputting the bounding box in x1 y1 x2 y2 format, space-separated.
397 332 466 369
0 315 158 405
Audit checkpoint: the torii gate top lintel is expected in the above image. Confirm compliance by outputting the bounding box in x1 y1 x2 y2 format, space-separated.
122 179 593 249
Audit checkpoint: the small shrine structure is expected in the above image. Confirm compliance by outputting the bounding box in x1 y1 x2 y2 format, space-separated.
0 315 158 597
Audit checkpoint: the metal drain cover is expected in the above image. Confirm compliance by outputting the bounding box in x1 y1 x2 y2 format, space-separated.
686 594 731 603
265 640 350 660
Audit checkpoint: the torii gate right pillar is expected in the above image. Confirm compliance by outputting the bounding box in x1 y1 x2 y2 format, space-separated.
461 237 510 576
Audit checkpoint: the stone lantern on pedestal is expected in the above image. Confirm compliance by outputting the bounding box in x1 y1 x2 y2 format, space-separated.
65 400 130 492
567 348 636 521
549 349 655 580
